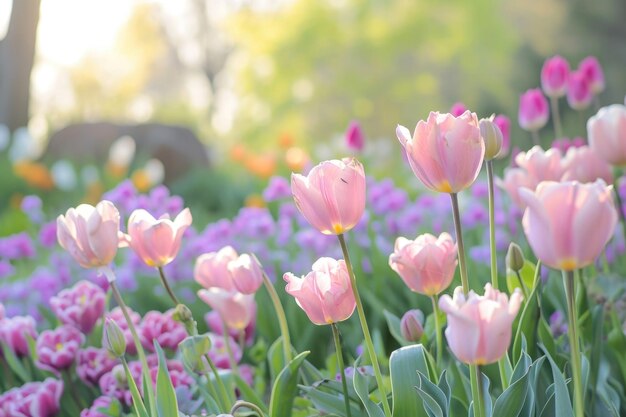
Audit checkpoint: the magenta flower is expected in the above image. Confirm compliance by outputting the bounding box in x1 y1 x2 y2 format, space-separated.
450 102 467 117
107 306 141 355
0 378 63 417
493 115 511 158
194 246 264 294
566 70 593 111
0 315 38 356
99 364 131 406
518 89 549 132
198 288 257 331
76 347 118 386
588 104 626 166
541 55 570 98
80 396 115 417
50 280 106 334
283 257 356 325
36 325 84 373
396 111 484 194
139 309 187 351
207 333 243 369
578 56 605 94
439 284 523 365
0 302 4 320
345 120 365 152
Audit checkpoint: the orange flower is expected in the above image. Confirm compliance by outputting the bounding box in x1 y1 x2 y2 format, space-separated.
13 161 55 190
245 194 265 208
285 147 309 172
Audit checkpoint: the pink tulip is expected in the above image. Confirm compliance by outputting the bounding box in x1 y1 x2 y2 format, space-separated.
57 201 121 269
396 111 484 193
541 55 570 98
450 102 467 117
551 137 585 153
36 325 85 373
400 309 424 342
561 146 613 184
588 104 626 166
125 208 192 267
388 233 457 296
514 146 564 184
283 257 356 325
0 315 38 356
207 333 243 369
439 284 523 365
567 70 593 111
76 347 117 386
139 309 187 351
0 378 64 417
49 280 106 334
291 158 366 235
496 167 536 209
194 246 264 294
198 288 257 331
493 115 511 158
345 120 365 152
80 396 114 417
518 89 549 131
519 180 617 270
205 309 256 346
579 56 605 94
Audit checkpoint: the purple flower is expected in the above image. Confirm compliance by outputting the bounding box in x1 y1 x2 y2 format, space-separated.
20 195 44 223
0 378 63 417
139 310 187 351
208 333 242 369
38 221 58 248
76 348 118 386
549 310 568 338
0 260 14 279
0 232 35 259
0 315 38 356
50 281 106 334
36 325 85 373
469 245 491 266
263 176 292 201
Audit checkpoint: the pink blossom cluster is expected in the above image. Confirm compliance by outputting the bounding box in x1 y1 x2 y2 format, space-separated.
0 378 63 417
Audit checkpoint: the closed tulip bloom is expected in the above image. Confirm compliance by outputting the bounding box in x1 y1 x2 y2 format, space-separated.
480 117 503 160
588 104 626 166
515 146 565 184
439 284 523 365
126 208 192 267
519 180 617 271
198 288 257 331
493 115 511 158
50 280 106 334
194 246 264 294
541 55 570 98
400 309 424 342
283 257 356 325
57 201 121 268
396 111 484 193
389 233 457 296
345 120 365 152
518 89 549 131
291 158 366 235
561 146 613 184
567 70 593 111
579 56 605 94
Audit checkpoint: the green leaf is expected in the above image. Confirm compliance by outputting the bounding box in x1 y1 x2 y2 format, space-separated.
300 385 366 417
511 261 541 363
389 345 430 417
121 359 150 417
268 336 286 383
269 350 309 417
383 310 409 346
416 371 448 417
154 341 179 417
492 356 530 417
353 356 386 417
506 260 536 294
234 374 270 414
540 345 573 417
0 342 29 383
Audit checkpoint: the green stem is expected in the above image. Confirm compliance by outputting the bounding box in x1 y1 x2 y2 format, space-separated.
230 400 267 417
261 268 293 363
450 193 470 294
157 266 180 305
563 270 584 417
332 323 353 417
63 369 86 409
531 130 540 146
470 364 486 417
431 295 443 366
205 353 234 410
220 315 240 378
338 234 392 417
486 161 498 289
550 96 563 139
514 270 529 299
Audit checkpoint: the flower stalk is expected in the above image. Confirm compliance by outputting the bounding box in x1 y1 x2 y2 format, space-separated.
450 193 469 294
332 323 352 417
563 270 584 417
430 295 443 365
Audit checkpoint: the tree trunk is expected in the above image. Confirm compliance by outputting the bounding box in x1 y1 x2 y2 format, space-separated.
0 0 41 132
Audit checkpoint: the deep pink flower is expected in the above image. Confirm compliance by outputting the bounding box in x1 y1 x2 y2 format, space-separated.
0 378 63 417
541 55 570 98
198 288 257 331
76 347 118 386
520 180 617 270
588 104 626 166
125 208 192 267
493 115 511 158
0 302 4 320
450 102 467 117
56 201 121 269
389 233 457 296
0 315 38 356
207 333 242 369
36 325 84 373
397 111 484 193
107 306 141 355
139 310 187 351
345 120 365 152
194 246 264 294
98 364 130 405
578 56 605 94
50 280 106 334
439 284 523 365
561 146 613 184
518 89 549 132
80 396 114 417
291 158 366 235
283 257 356 325
567 70 593 111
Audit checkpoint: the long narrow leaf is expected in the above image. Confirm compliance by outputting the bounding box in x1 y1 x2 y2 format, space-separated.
154 341 180 417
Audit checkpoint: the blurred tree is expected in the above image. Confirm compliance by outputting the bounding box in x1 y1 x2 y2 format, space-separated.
0 0 41 132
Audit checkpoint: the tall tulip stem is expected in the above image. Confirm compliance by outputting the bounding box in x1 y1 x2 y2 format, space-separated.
338 234 392 417
531 131 541 146
550 96 563 139
486 160 498 290
431 295 443 366
450 193 470 294
261 269 293 363
332 323 352 417
157 266 180 305
563 270 584 417
470 364 486 417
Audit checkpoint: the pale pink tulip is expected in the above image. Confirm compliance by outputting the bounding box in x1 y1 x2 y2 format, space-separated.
389 233 457 296
396 111 484 193
588 104 626 166
198 288 257 331
283 257 356 325
439 284 523 365
400 309 424 342
519 180 617 270
57 201 121 268
541 55 570 98
125 208 192 267
579 56 605 94
567 70 593 111
496 168 536 209
194 246 264 294
514 146 565 184
50 280 106 334
518 89 549 132
561 146 613 184
291 158 366 235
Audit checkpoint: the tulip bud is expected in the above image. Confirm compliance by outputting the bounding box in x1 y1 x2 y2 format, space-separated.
400 309 424 342
102 318 126 358
506 243 525 272
479 117 503 160
179 335 211 373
